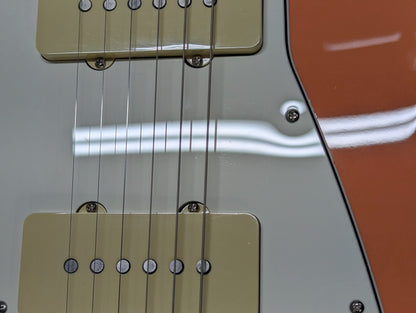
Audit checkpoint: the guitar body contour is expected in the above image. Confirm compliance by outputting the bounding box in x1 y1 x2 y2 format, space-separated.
0 1 383 313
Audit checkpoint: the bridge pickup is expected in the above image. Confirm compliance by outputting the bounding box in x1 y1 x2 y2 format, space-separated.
19 211 259 313
36 0 263 62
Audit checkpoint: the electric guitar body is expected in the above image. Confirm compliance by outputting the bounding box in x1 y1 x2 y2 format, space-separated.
0 1 387 313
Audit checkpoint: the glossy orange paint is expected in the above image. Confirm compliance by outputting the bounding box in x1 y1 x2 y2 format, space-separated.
289 1 416 312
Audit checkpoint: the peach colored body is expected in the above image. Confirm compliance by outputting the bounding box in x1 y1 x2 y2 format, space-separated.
289 1 416 312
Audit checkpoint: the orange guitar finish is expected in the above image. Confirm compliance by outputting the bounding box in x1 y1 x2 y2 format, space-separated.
289 1 416 312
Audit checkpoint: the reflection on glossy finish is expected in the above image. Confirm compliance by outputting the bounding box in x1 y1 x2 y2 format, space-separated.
73 120 323 158
74 103 416 157
324 32 401 51
289 1 416 312
319 104 416 148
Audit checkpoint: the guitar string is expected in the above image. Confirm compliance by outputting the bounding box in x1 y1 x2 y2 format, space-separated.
199 2 216 313
144 2 163 313
171 1 190 313
116 4 135 313
65 2 82 313
91 4 109 313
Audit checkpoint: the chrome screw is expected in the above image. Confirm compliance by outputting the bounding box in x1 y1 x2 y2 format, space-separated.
350 300 365 313
191 55 204 67
188 202 200 212
0 301 7 313
95 58 106 69
285 107 300 123
86 202 98 213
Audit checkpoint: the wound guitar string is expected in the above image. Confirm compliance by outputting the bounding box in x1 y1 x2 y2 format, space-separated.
200 2 216 313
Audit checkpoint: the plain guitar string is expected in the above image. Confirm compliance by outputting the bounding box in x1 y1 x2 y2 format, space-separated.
200 3 216 313
171 1 190 313
91 2 109 313
144 2 163 313
117 3 136 313
65 2 215 313
65 1 82 313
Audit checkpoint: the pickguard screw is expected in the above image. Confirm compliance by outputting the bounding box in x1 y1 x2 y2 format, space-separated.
191 55 204 67
0 301 8 313
188 202 200 212
350 300 365 313
86 202 98 213
285 107 300 123
95 57 106 69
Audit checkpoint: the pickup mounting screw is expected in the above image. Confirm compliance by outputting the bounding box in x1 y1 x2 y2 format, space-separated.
188 202 200 212
350 300 365 313
95 58 106 70
285 107 300 123
86 202 98 213
0 301 7 313
191 55 203 67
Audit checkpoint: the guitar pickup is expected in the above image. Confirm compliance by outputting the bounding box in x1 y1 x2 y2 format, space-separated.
36 0 263 63
19 210 259 313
